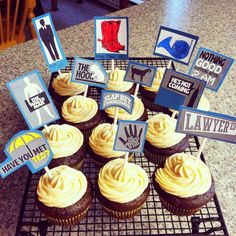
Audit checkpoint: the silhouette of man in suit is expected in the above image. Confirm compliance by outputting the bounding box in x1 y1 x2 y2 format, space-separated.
39 19 60 61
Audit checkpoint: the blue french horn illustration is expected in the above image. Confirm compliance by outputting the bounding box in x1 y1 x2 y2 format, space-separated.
157 36 193 60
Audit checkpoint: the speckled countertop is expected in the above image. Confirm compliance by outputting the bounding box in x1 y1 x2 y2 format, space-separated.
0 0 235 235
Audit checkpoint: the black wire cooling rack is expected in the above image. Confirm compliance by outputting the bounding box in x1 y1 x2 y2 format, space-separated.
15 58 229 236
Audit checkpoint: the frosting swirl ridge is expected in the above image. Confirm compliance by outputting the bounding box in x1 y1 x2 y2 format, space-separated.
43 124 83 159
52 72 86 96
155 153 212 198
98 159 149 203
89 123 126 158
37 165 87 208
62 95 98 123
146 113 186 148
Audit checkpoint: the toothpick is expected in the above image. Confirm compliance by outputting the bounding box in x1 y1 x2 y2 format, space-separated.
167 60 172 69
134 84 140 99
44 166 53 179
58 69 62 78
124 152 129 167
44 124 50 134
113 107 119 126
111 59 115 71
196 138 207 159
171 110 177 120
83 84 89 98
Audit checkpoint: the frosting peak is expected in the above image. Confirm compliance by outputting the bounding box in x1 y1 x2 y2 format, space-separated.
146 113 186 148
155 153 212 198
98 159 149 203
37 165 87 208
43 124 83 159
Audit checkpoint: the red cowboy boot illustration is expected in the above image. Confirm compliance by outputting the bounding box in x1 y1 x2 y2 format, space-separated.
98 21 120 53
111 20 125 50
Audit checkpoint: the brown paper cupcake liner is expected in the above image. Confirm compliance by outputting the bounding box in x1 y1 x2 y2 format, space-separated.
91 153 134 169
160 197 200 216
102 203 144 219
45 205 90 226
72 160 84 170
144 148 168 165
141 96 164 112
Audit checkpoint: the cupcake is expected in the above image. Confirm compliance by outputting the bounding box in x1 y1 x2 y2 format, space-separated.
140 68 169 112
144 113 189 165
35 165 92 226
152 153 215 216
104 97 148 123
49 72 86 107
61 95 102 141
106 67 135 94
96 158 150 219
88 123 133 168
42 124 86 170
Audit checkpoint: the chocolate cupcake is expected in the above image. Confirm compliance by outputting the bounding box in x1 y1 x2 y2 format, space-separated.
96 158 150 219
104 97 148 122
35 165 92 226
88 123 133 168
106 67 135 94
49 72 86 108
61 95 102 141
140 68 169 113
42 124 86 170
153 153 215 216
144 113 188 165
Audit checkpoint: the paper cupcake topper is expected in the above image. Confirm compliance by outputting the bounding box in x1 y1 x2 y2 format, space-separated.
32 13 68 72
94 16 128 60
100 90 134 114
176 106 236 144
189 47 234 91
124 61 157 87
114 120 148 153
0 130 53 178
154 69 206 111
7 70 60 130
70 57 109 88
153 26 199 65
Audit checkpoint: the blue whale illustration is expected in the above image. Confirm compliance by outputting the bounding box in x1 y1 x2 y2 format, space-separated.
157 37 192 59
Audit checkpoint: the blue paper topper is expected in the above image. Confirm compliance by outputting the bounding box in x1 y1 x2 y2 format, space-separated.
32 13 68 72
153 26 199 65
94 16 129 60
0 130 53 178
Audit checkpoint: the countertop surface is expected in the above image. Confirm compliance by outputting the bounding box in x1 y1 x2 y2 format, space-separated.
0 0 235 235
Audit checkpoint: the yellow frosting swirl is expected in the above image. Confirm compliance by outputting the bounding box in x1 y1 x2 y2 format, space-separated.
52 72 86 96
142 68 165 92
42 124 83 159
89 123 126 158
105 97 144 121
107 68 133 92
98 158 149 203
155 153 212 198
37 165 87 208
62 95 98 123
146 113 186 148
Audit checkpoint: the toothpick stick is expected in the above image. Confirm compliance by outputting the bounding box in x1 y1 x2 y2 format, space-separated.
167 60 172 69
58 69 62 78
44 166 53 179
196 138 207 159
171 110 178 120
44 124 50 134
83 84 89 98
113 107 119 126
124 152 129 167
111 59 115 71
134 84 140 99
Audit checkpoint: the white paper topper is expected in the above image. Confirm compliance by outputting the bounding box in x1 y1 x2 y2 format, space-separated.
7 70 60 130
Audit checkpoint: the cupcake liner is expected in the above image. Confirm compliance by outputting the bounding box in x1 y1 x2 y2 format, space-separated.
72 160 84 170
160 197 200 216
144 148 168 165
140 96 164 112
45 205 90 226
102 203 144 219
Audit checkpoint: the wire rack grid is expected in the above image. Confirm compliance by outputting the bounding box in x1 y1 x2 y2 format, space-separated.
15 57 229 236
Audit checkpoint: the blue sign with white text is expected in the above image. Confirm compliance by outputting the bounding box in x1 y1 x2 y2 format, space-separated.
33 13 68 72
